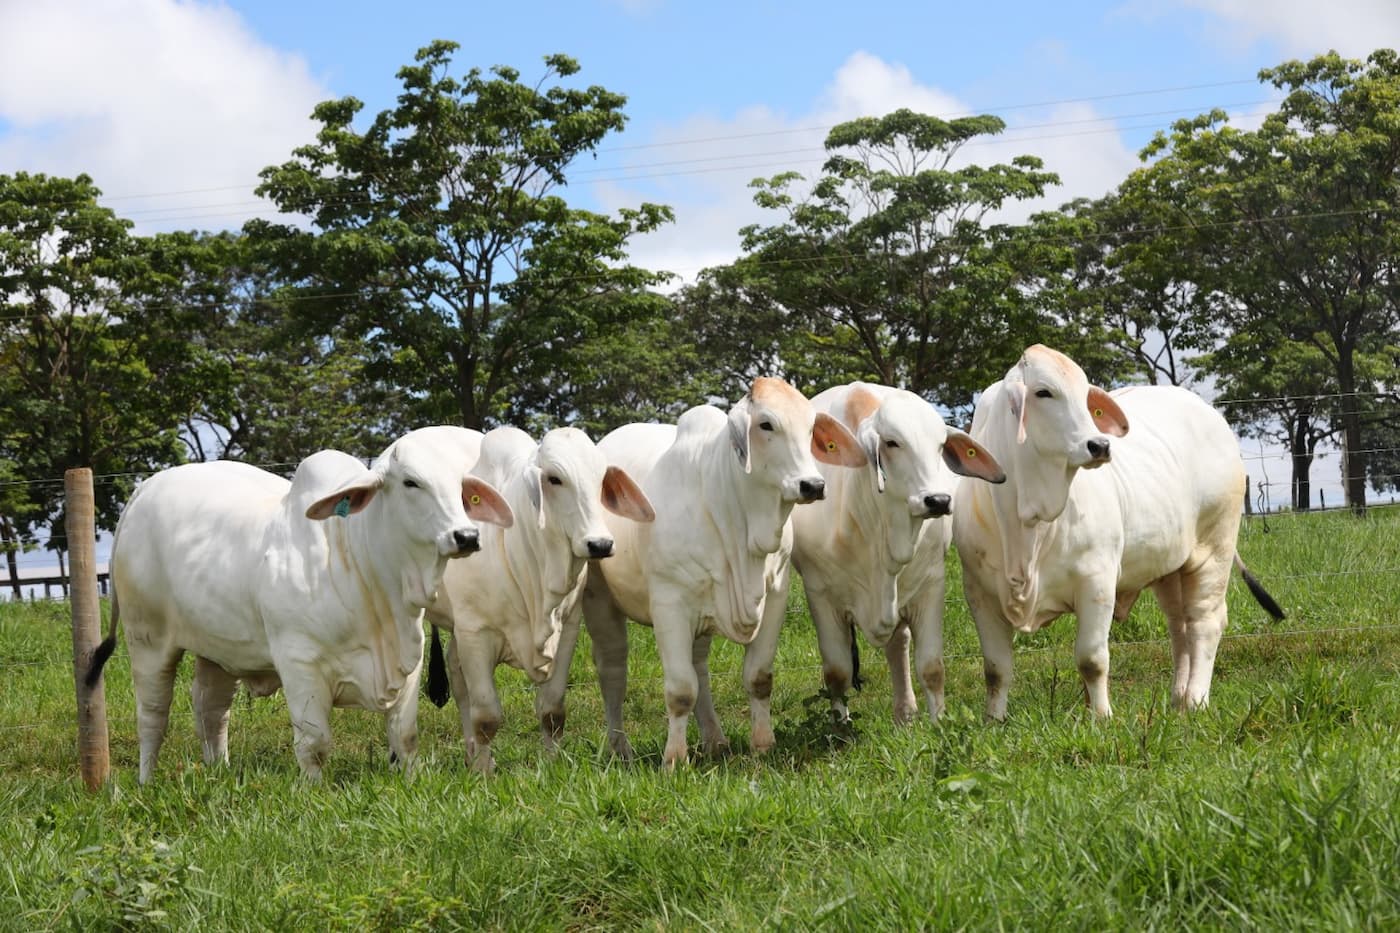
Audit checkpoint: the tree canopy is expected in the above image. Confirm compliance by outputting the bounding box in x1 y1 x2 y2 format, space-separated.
253 40 674 431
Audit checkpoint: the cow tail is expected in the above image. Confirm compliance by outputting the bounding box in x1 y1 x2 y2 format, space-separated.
425 625 451 708
1234 554 1285 621
84 588 120 689
849 624 863 692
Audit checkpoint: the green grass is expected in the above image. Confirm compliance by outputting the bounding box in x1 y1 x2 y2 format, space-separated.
2 507 1399 930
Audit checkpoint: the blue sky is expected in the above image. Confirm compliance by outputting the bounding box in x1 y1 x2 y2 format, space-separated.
1 0 1398 541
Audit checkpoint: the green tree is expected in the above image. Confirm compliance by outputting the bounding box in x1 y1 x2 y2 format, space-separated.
714 108 1122 414
1139 50 1400 513
0 172 212 554
253 41 673 432
143 230 395 466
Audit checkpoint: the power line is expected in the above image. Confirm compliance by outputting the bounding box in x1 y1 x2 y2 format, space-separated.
71 77 1267 204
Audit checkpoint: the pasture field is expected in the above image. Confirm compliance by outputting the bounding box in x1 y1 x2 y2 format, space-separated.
2 508 1399 930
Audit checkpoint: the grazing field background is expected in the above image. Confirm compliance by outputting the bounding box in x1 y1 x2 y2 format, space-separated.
2 508 1398 930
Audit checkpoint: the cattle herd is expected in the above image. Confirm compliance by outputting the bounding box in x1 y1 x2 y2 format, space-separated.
85 344 1285 782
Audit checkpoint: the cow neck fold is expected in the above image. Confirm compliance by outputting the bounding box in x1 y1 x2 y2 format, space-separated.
701 425 794 643
842 446 909 625
499 466 582 674
340 496 435 706
975 383 1073 631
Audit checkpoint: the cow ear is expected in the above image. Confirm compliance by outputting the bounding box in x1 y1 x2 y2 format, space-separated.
728 401 752 473
943 430 1006 484
602 465 655 523
1087 387 1129 437
305 478 382 520
525 466 546 530
857 421 885 492
463 477 514 528
813 412 867 468
1007 381 1028 443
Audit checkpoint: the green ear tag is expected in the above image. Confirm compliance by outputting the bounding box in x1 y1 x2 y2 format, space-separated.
334 496 351 518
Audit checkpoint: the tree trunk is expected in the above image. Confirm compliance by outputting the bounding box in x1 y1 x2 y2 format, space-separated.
1337 354 1367 515
1289 416 1313 511
1 516 21 599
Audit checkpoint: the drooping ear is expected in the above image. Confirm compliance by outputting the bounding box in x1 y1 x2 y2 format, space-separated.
525 465 546 530
812 412 867 468
1006 381 1029 443
463 477 514 528
728 400 752 473
857 421 885 493
943 430 1006 484
1087 387 1129 437
305 476 383 520
602 465 656 523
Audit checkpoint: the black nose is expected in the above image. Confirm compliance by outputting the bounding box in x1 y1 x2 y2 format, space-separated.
453 528 479 553
1086 439 1111 461
586 537 614 559
924 493 952 516
799 478 826 501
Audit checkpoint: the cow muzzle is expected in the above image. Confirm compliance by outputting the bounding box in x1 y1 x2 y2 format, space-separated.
440 526 480 557
918 493 952 518
788 476 826 504
1083 437 1112 468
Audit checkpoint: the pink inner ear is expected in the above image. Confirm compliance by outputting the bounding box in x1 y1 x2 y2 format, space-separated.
812 412 868 467
305 484 377 520
602 466 656 523
463 478 514 528
1087 387 1129 437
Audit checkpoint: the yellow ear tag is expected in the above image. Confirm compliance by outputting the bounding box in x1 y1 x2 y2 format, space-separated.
1094 408 1104 418
967 448 977 458
470 494 481 505
826 440 837 452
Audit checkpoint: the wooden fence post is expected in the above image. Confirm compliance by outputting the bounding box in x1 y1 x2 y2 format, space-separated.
65 468 109 790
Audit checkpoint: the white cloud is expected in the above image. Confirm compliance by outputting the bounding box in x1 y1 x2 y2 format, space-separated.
1126 0 1400 58
0 0 329 232
597 51 1139 283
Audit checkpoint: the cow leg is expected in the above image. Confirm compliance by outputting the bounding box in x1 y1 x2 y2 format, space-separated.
191 656 238 768
690 633 728 756
384 657 421 776
582 582 633 761
445 630 474 759
1173 555 1231 710
808 594 854 723
129 640 184 784
965 576 1014 722
1074 579 1116 718
907 588 952 717
885 620 918 724
281 670 335 781
1152 572 1192 707
742 585 787 754
651 593 699 770
535 610 582 752
454 628 504 774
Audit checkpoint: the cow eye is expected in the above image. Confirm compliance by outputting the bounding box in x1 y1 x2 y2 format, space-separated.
758 421 774 432
884 439 900 449
547 476 562 486
403 478 420 489
1034 389 1053 399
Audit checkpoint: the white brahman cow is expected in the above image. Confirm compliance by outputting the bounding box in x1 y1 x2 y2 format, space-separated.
554 376 866 768
791 383 1005 724
419 425 654 773
952 344 1285 721
85 428 514 782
